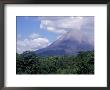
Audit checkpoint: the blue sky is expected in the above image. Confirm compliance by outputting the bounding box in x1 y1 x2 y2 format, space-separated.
17 16 58 42
17 16 94 54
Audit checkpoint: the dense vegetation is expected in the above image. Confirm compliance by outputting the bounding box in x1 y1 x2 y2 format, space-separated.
16 51 94 74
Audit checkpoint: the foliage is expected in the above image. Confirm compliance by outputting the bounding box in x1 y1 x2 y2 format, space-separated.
16 51 94 74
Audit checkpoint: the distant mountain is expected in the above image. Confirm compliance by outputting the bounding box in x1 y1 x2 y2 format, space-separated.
34 30 94 56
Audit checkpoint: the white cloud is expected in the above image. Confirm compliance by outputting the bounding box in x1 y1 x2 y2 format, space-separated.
29 33 40 39
39 16 94 46
39 16 84 34
17 33 50 54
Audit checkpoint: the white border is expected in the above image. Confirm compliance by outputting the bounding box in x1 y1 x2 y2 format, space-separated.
5 4 107 87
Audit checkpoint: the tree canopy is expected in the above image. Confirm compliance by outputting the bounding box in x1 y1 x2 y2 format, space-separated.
16 51 94 74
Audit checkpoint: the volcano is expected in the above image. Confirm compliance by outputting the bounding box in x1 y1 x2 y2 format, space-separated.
34 30 94 56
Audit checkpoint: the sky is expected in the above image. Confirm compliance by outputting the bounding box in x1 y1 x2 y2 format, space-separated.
17 16 94 54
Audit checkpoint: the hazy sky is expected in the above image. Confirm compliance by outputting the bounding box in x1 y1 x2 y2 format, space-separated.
17 16 94 54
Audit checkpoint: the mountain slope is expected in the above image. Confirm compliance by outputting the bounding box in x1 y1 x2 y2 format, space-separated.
35 30 94 56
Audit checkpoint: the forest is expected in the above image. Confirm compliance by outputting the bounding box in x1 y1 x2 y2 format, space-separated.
16 51 94 74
